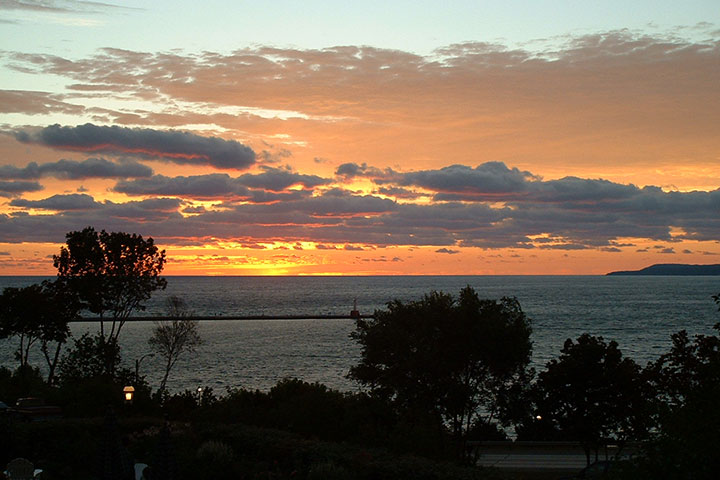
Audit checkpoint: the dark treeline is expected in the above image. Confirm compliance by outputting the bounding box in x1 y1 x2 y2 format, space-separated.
1 227 719 479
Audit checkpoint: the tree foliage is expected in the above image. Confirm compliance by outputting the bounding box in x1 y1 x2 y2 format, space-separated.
647 323 720 416
619 321 720 479
532 334 650 465
0 280 78 383
53 226 166 373
349 286 532 447
149 296 202 395
58 332 122 383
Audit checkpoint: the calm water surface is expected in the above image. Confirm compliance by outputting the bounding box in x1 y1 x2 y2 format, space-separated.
1 275 717 393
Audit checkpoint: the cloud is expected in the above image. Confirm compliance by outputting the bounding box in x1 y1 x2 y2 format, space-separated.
182 205 206 214
10 193 100 210
0 1 133 14
237 166 330 191
1 157 719 253
7 30 716 179
375 186 424 199
0 180 43 197
0 158 153 180
435 248 460 254
336 162 389 179
114 170 326 201
0 90 84 115
1 1 75 13
398 163 539 199
15 123 256 170
114 174 248 199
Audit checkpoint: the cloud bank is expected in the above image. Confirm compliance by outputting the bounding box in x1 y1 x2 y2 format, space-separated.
15 124 256 170
2 160 718 252
0 158 152 180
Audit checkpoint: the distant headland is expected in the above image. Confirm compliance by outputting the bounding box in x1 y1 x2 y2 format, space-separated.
607 263 720 276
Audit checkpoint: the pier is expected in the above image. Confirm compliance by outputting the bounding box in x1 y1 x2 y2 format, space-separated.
72 314 375 322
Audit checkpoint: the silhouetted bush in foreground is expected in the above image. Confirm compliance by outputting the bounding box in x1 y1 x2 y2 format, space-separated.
0 417 498 480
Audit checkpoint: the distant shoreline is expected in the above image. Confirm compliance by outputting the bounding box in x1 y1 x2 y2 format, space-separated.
607 263 720 276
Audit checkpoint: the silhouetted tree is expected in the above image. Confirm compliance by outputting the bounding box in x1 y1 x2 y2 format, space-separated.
647 323 720 417
0 280 78 383
618 321 720 479
40 280 81 384
54 226 166 374
349 287 532 456
59 332 121 382
149 296 202 395
532 334 650 466
0 284 48 368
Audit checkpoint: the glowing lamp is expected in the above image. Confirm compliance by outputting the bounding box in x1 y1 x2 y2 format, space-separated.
123 386 135 403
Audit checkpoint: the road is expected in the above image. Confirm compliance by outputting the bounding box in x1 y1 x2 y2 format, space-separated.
477 452 588 471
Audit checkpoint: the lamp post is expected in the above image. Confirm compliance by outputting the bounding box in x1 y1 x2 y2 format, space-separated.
135 353 155 385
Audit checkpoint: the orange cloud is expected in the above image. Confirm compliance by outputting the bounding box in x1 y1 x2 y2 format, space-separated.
1 30 719 274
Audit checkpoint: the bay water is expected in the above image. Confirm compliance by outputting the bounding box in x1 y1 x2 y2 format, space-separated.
1 275 718 394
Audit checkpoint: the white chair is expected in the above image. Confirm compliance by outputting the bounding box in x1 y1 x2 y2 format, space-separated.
134 463 149 480
4 458 42 480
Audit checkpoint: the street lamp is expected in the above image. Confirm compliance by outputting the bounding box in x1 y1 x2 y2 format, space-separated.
135 353 155 384
123 386 135 403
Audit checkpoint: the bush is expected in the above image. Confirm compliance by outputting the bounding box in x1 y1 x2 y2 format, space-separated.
0 365 50 405
195 440 235 479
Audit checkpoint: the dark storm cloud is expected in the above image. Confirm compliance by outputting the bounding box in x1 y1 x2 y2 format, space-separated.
0 158 152 180
15 123 256 170
0 180 43 197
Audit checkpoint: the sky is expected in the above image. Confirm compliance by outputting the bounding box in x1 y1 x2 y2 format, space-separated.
0 1 718 275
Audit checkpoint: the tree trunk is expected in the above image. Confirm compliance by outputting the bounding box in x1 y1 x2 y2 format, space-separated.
159 358 172 395
42 340 64 385
102 337 118 377
583 444 591 467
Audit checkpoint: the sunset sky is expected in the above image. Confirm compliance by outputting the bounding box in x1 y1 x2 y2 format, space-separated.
1 1 718 275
